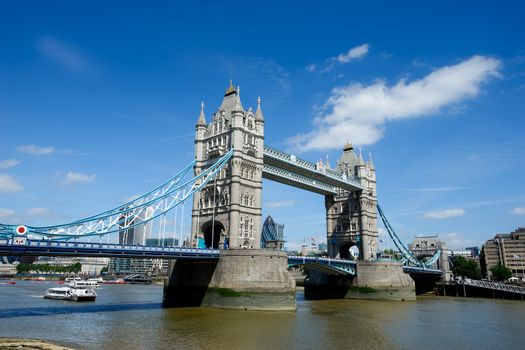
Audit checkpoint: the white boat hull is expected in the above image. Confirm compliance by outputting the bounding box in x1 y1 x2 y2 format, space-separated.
44 287 97 302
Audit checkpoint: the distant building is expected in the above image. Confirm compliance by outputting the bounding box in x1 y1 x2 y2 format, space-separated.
408 235 451 280
261 216 285 250
481 227 525 280
108 258 158 275
446 250 475 258
0 263 17 276
108 236 173 276
145 237 178 247
35 256 109 275
466 246 480 257
118 207 153 245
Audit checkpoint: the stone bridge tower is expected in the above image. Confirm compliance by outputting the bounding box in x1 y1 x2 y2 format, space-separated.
325 143 378 260
191 82 264 249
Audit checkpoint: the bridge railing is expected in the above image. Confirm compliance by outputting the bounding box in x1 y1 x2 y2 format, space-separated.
460 278 525 294
5 239 220 255
263 146 362 189
263 164 337 194
403 266 443 274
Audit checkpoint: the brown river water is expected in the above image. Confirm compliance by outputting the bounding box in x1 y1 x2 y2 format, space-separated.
0 280 523 349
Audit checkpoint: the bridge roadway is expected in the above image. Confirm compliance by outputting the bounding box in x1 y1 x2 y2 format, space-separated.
0 239 441 277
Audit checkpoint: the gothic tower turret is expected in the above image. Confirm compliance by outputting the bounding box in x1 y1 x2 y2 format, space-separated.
325 143 378 260
191 82 264 249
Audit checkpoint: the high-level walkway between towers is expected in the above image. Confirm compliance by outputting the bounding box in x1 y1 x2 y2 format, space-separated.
263 146 363 195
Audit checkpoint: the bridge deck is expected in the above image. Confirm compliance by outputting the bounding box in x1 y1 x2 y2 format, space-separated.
263 146 363 193
0 240 442 278
0 240 220 259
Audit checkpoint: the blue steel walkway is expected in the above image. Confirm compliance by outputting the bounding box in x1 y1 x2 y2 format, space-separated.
0 239 441 277
0 240 220 260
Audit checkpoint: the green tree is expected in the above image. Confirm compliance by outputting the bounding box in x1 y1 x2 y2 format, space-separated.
452 256 481 280
16 263 30 274
71 262 82 273
490 263 512 281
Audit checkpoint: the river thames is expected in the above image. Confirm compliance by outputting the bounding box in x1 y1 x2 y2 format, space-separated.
0 281 523 349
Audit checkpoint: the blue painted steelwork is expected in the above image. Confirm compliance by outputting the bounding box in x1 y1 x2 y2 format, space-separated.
287 255 357 275
263 146 363 191
377 204 441 268
0 239 220 259
0 149 234 241
0 237 439 277
263 163 338 195
402 266 443 275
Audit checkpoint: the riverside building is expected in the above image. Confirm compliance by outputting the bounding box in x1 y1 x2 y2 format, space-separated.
481 227 525 280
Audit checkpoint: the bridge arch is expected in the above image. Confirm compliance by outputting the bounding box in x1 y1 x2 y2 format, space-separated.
201 220 225 249
338 241 360 260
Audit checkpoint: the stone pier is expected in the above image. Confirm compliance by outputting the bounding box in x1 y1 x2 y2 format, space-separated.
304 261 416 301
163 249 296 311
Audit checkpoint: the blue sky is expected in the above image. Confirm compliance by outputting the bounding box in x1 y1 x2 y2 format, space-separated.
1 1 524 250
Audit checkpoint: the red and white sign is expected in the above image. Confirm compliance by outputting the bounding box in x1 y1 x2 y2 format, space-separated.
16 225 27 235
13 237 27 245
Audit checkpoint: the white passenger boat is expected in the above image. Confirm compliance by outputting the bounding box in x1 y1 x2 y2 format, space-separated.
44 286 97 301
65 277 82 283
68 279 99 288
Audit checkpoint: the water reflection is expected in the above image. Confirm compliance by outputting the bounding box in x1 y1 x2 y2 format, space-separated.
0 303 162 318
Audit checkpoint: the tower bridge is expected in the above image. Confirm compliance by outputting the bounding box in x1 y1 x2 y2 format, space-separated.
0 82 442 310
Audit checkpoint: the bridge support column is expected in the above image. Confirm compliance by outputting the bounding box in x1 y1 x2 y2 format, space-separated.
347 261 415 301
304 261 415 301
163 249 296 310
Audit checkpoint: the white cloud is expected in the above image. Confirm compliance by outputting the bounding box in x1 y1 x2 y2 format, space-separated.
0 159 21 169
64 171 96 185
289 55 501 151
27 208 51 216
307 44 369 73
18 144 56 155
443 232 483 250
512 207 525 215
265 200 297 208
0 174 23 193
0 208 16 218
37 36 91 72
306 64 317 72
423 209 465 219
335 44 369 64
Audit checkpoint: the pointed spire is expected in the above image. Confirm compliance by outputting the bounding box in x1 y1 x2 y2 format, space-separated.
325 154 332 170
368 152 375 169
343 140 353 152
225 79 236 96
358 147 365 165
255 96 264 122
196 101 206 126
232 90 244 112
